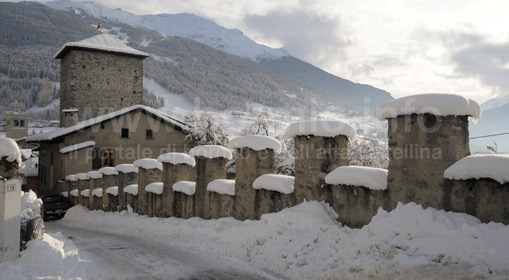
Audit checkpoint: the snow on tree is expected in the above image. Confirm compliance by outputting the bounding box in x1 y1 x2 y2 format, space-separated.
348 138 389 169
184 113 228 147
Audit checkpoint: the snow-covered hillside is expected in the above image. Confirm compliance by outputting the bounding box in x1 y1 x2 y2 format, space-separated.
46 0 287 61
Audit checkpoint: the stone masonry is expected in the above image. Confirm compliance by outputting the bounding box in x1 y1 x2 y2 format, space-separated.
194 157 228 219
162 163 194 217
137 167 162 215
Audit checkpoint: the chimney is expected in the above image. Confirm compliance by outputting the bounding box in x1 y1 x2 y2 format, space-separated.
61 108 79 127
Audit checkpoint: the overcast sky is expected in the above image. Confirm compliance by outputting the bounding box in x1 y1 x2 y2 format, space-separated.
31 0 509 103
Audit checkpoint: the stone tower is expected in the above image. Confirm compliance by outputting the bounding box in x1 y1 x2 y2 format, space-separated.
5 111 29 139
55 34 149 127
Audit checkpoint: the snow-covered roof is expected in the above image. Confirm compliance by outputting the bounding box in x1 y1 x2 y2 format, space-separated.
375 93 482 122
157 153 196 166
115 164 138 174
0 138 21 164
55 34 149 59
76 173 89 180
189 145 232 160
253 174 294 194
207 179 235 196
18 157 38 177
285 120 357 140
70 189 79 197
86 171 103 179
65 175 78 182
60 141 95 154
227 135 282 154
172 181 196 195
123 184 138 195
325 166 388 190
444 154 509 184
81 189 90 197
92 188 103 197
98 167 119 176
25 105 189 142
106 186 119 196
133 158 163 170
145 182 164 195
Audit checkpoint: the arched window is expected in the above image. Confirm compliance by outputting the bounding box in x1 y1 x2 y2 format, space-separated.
20 120 25 127
14 120 19 127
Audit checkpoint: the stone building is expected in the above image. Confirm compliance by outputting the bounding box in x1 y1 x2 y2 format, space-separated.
26 34 190 195
5 111 29 139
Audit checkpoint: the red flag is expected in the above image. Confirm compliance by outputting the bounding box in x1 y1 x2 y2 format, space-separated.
97 22 102 29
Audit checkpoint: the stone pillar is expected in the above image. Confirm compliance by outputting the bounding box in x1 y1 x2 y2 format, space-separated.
99 167 119 211
65 175 78 205
157 153 196 217
133 159 162 216
115 164 138 211
188 146 232 219
386 114 470 209
75 173 88 207
86 171 103 210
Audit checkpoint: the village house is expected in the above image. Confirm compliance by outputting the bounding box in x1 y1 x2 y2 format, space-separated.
26 34 191 196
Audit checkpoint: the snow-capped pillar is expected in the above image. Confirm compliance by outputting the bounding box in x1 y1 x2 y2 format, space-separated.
228 136 281 220
115 164 138 212
376 94 479 210
189 146 231 219
75 173 89 207
98 167 119 212
133 159 162 216
157 153 196 218
0 138 21 263
285 121 354 204
65 175 78 205
87 171 103 210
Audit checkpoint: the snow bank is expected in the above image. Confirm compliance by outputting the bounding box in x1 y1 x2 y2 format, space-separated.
59 141 95 154
106 186 119 196
65 174 78 181
172 181 196 195
18 157 38 176
55 34 149 58
133 158 163 170
444 154 509 184
81 189 90 197
325 166 388 190
123 184 138 195
207 179 235 196
157 152 196 166
253 174 294 194
60 202 509 280
145 182 164 195
227 135 282 153
285 120 356 140
75 173 88 180
70 190 78 197
189 145 232 160
98 167 118 176
0 138 21 164
375 93 482 122
92 188 102 198
86 171 102 179
115 164 138 173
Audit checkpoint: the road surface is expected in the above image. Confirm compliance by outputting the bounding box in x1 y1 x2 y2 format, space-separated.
46 222 286 280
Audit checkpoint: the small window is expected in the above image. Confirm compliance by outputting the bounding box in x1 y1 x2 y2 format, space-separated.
121 128 129 138
20 120 25 127
146 129 153 139
14 120 19 127
100 122 105 129
102 149 115 167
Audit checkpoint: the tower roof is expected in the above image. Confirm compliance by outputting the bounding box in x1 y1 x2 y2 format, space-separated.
54 34 149 59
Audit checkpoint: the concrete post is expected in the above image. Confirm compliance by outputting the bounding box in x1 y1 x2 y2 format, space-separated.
115 164 138 211
0 151 21 263
158 153 196 217
75 173 88 207
65 175 78 205
87 171 103 210
134 159 162 216
99 167 119 212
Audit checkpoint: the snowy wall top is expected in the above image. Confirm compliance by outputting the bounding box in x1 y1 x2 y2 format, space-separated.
157 153 196 167
227 135 282 154
145 182 164 195
207 179 235 196
75 173 88 180
253 174 295 194
98 167 119 176
173 181 196 195
325 166 388 190
115 164 138 174
106 186 119 196
86 171 103 179
0 138 21 164
65 175 78 182
55 34 149 59
70 189 78 197
123 184 138 195
189 145 232 160
92 188 103 197
375 93 482 122
133 158 163 170
284 120 356 140
60 141 95 154
444 154 509 184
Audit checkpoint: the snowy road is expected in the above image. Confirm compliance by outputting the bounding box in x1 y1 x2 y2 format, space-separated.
45 222 286 280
